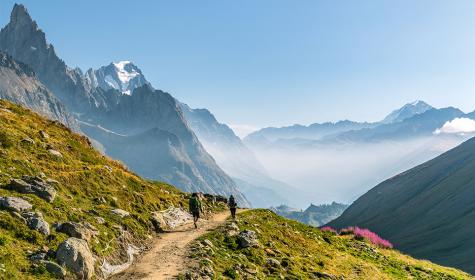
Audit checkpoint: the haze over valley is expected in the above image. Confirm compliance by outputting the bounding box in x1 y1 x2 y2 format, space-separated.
1 2 475 278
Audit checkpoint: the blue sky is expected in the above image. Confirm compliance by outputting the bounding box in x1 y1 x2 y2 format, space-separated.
2 1 475 136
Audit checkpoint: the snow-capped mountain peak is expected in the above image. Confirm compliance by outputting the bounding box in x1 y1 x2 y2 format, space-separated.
86 61 151 95
382 100 433 124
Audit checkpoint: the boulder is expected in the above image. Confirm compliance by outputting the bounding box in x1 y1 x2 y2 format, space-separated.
266 258 281 267
23 212 50 235
150 207 192 232
29 252 47 262
111 208 130 218
7 177 56 202
39 130 49 140
48 149 63 158
225 222 240 237
56 238 94 279
20 137 35 145
57 222 97 241
41 260 66 278
202 239 214 248
237 230 259 248
0 196 32 212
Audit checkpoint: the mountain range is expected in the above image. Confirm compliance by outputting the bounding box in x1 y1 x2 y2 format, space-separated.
3 3 475 211
0 4 249 206
271 202 348 227
244 100 475 206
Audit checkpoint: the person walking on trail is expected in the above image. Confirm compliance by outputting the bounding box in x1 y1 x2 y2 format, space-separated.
228 195 237 220
189 193 202 229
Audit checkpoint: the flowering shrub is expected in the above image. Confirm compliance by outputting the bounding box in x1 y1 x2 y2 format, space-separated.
320 226 337 234
339 227 355 235
353 227 393 248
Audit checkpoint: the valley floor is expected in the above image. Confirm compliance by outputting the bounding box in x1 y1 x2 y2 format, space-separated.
111 210 239 279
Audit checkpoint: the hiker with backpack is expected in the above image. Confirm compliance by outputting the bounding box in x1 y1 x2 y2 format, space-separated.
189 193 202 229
228 195 237 219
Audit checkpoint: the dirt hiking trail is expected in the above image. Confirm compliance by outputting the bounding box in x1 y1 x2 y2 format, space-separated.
112 210 240 279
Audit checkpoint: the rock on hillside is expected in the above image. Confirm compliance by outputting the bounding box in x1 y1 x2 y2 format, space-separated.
328 136 475 273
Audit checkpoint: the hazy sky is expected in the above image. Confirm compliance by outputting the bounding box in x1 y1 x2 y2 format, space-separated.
2 1 475 136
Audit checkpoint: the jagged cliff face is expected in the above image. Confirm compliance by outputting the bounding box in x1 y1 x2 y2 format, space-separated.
0 4 250 206
0 4 107 113
81 86 249 206
0 51 78 130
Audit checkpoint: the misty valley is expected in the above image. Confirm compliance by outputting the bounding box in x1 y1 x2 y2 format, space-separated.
1 2 475 279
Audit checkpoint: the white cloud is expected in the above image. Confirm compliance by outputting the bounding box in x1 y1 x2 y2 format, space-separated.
434 118 475 135
229 124 260 138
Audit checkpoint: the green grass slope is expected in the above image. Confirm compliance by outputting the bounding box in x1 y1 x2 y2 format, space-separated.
183 210 472 279
328 136 475 274
0 100 224 279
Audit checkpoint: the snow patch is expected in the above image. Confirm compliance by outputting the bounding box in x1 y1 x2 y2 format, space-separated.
434 118 475 135
104 75 120 90
113 61 139 84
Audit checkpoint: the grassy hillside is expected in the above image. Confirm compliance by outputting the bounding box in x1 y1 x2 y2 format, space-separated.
328 135 475 274
0 100 224 279
183 209 472 279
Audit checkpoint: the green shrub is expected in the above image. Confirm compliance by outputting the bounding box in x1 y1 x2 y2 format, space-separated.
223 267 239 279
0 131 13 148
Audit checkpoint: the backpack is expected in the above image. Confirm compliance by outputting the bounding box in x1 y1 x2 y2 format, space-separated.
229 196 237 208
189 197 200 213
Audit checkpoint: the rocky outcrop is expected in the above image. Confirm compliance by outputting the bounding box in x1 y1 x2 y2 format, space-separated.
47 149 63 158
224 222 240 237
151 207 192 232
41 261 66 278
56 237 94 279
237 230 259 248
56 222 98 242
7 176 57 202
0 196 32 212
23 211 50 235
0 51 78 129
111 208 130 218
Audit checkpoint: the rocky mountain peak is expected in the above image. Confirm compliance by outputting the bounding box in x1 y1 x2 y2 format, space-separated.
382 100 433 124
85 61 151 95
9 4 35 29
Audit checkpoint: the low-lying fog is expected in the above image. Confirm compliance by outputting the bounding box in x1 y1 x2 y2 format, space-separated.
249 135 468 207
